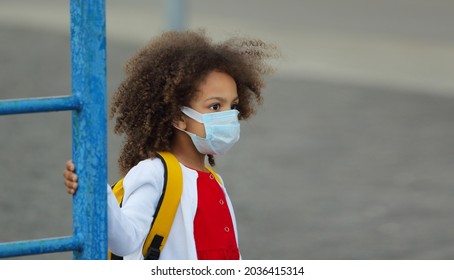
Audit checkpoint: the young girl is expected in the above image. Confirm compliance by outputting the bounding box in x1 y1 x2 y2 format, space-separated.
63 30 277 260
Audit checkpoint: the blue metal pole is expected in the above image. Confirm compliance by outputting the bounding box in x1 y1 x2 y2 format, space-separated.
166 0 187 31
0 96 80 115
70 0 107 260
0 236 82 258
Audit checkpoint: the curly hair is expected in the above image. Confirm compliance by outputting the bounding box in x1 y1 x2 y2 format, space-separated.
111 29 278 176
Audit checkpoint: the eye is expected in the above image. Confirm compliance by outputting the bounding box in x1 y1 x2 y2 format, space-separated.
209 103 221 111
231 103 239 110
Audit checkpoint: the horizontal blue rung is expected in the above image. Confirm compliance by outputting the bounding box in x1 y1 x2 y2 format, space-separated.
0 96 80 115
0 236 82 258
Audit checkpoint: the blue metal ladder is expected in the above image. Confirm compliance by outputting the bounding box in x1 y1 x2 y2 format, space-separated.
0 0 107 259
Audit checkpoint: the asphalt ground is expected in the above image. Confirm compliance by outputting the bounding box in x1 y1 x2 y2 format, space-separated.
1 23 454 260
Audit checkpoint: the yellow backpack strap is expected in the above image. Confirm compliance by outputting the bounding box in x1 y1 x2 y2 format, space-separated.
142 151 183 260
205 165 222 185
108 179 126 260
111 178 125 205
108 152 182 260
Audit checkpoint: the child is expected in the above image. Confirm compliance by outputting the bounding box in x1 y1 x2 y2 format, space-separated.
63 30 277 260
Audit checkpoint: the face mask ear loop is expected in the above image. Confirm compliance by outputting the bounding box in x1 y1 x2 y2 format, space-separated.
176 107 207 140
181 106 204 123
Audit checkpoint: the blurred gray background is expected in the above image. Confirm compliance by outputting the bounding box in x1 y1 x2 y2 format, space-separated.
1 0 454 259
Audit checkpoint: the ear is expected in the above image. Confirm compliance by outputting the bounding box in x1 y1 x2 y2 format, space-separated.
173 114 187 130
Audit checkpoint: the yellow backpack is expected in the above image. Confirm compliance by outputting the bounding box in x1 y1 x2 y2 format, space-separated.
108 151 182 260
107 151 221 260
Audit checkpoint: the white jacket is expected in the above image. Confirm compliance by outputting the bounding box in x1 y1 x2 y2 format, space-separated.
106 157 239 260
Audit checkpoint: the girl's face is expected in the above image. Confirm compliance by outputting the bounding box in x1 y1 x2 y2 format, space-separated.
185 71 239 138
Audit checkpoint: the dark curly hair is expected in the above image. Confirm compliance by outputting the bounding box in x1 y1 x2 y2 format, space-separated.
111 29 278 176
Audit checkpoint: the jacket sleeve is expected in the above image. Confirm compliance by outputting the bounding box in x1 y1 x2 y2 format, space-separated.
107 158 164 256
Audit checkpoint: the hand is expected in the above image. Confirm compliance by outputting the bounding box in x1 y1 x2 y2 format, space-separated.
63 160 78 195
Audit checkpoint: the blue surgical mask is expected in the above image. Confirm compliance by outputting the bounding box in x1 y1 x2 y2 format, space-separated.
177 106 240 155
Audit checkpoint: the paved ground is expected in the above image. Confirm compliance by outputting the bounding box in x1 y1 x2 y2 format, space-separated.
1 1 454 260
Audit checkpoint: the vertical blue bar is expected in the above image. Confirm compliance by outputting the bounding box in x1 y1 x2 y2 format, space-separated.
70 0 107 259
166 0 187 31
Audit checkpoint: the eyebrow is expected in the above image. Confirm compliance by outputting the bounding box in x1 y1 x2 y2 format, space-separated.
204 96 239 102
